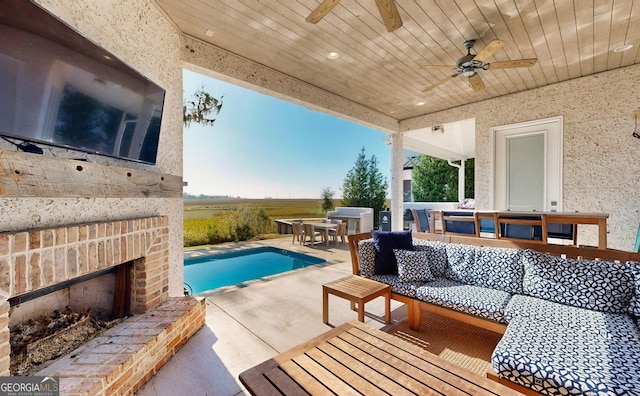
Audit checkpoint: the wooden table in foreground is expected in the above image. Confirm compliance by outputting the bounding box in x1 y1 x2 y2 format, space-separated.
239 320 522 395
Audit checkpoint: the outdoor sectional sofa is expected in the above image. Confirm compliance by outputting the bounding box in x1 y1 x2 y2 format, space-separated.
347 231 640 395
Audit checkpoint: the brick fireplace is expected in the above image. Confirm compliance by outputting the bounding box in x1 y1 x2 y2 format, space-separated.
0 216 205 394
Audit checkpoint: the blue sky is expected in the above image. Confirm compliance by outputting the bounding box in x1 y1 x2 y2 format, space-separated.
182 69 391 199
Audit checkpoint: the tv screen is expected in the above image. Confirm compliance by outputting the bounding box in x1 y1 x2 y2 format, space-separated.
0 0 165 164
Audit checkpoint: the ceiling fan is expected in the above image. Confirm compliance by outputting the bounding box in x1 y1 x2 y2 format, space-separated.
306 0 403 32
421 39 537 92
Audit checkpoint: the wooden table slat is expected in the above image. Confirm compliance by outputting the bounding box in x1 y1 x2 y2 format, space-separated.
263 367 310 396
316 342 409 396
279 359 329 395
305 348 390 396
239 359 286 396
328 337 445 395
290 353 360 396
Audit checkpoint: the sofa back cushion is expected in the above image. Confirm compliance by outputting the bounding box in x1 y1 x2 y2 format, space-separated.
413 240 449 277
444 243 477 283
358 239 376 278
443 244 523 293
628 261 640 317
523 249 635 314
473 247 524 294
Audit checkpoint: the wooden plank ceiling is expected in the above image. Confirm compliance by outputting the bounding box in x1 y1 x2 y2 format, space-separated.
155 0 640 121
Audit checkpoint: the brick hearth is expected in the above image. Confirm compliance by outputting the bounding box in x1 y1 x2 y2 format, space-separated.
39 296 205 395
0 217 205 394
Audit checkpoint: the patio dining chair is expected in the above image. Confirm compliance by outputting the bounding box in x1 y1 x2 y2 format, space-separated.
411 209 430 232
330 222 347 244
291 221 304 244
302 223 321 247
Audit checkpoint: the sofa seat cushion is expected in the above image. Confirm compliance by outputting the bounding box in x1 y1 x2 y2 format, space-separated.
522 249 635 314
412 239 449 277
505 294 640 342
492 317 640 396
415 278 511 323
369 274 425 298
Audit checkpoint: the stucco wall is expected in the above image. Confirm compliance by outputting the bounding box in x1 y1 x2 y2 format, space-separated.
400 64 640 251
0 0 185 296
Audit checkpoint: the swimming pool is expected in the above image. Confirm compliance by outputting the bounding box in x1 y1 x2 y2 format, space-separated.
184 247 325 294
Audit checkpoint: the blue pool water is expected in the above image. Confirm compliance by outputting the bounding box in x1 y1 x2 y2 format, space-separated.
184 247 325 294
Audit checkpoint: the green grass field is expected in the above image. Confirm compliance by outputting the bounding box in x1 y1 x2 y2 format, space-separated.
183 198 334 247
184 198 330 220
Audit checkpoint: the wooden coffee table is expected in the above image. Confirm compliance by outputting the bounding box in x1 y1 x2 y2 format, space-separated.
322 275 391 324
239 320 522 395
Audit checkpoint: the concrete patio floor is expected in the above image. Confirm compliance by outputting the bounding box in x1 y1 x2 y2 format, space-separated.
136 237 409 396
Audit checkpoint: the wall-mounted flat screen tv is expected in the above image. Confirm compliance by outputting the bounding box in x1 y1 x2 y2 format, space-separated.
0 0 165 164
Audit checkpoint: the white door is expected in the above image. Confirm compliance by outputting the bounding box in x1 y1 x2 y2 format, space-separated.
492 116 563 211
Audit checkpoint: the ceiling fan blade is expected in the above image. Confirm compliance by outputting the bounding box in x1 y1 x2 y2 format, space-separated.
468 74 485 91
473 39 506 62
374 0 403 32
422 76 453 92
421 64 456 70
306 0 341 24
486 58 538 69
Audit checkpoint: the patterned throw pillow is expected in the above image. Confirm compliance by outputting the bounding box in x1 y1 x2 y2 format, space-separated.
523 249 635 314
372 230 413 275
394 249 434 282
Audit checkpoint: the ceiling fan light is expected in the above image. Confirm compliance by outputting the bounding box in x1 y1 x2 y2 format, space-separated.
462 69 476 77
613 44 633 53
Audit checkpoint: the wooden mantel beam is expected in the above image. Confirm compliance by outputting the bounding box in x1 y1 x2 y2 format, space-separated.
0 151 182 198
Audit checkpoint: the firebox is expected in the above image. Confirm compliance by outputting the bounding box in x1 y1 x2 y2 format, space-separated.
0 216 170 376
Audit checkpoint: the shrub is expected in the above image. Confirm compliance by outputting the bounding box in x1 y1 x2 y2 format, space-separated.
183 205 275 246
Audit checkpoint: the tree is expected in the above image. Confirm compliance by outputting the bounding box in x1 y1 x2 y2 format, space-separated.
464 158 475 199
183 86 223 128
320 187 335 212
411 155 474 201
342 147 388 227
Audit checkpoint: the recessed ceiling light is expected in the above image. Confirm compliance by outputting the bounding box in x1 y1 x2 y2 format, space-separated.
327 52 339 59
205 29 215 37
416 101 425 106
613 44 633 53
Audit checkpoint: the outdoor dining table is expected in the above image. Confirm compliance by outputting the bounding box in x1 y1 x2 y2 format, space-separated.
309 223 337 246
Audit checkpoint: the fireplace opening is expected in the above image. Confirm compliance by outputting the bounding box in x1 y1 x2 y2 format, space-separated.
8 261 133 375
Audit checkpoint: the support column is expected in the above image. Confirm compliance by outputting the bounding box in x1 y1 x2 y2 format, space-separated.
448 159 466 202
390 133 404 231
